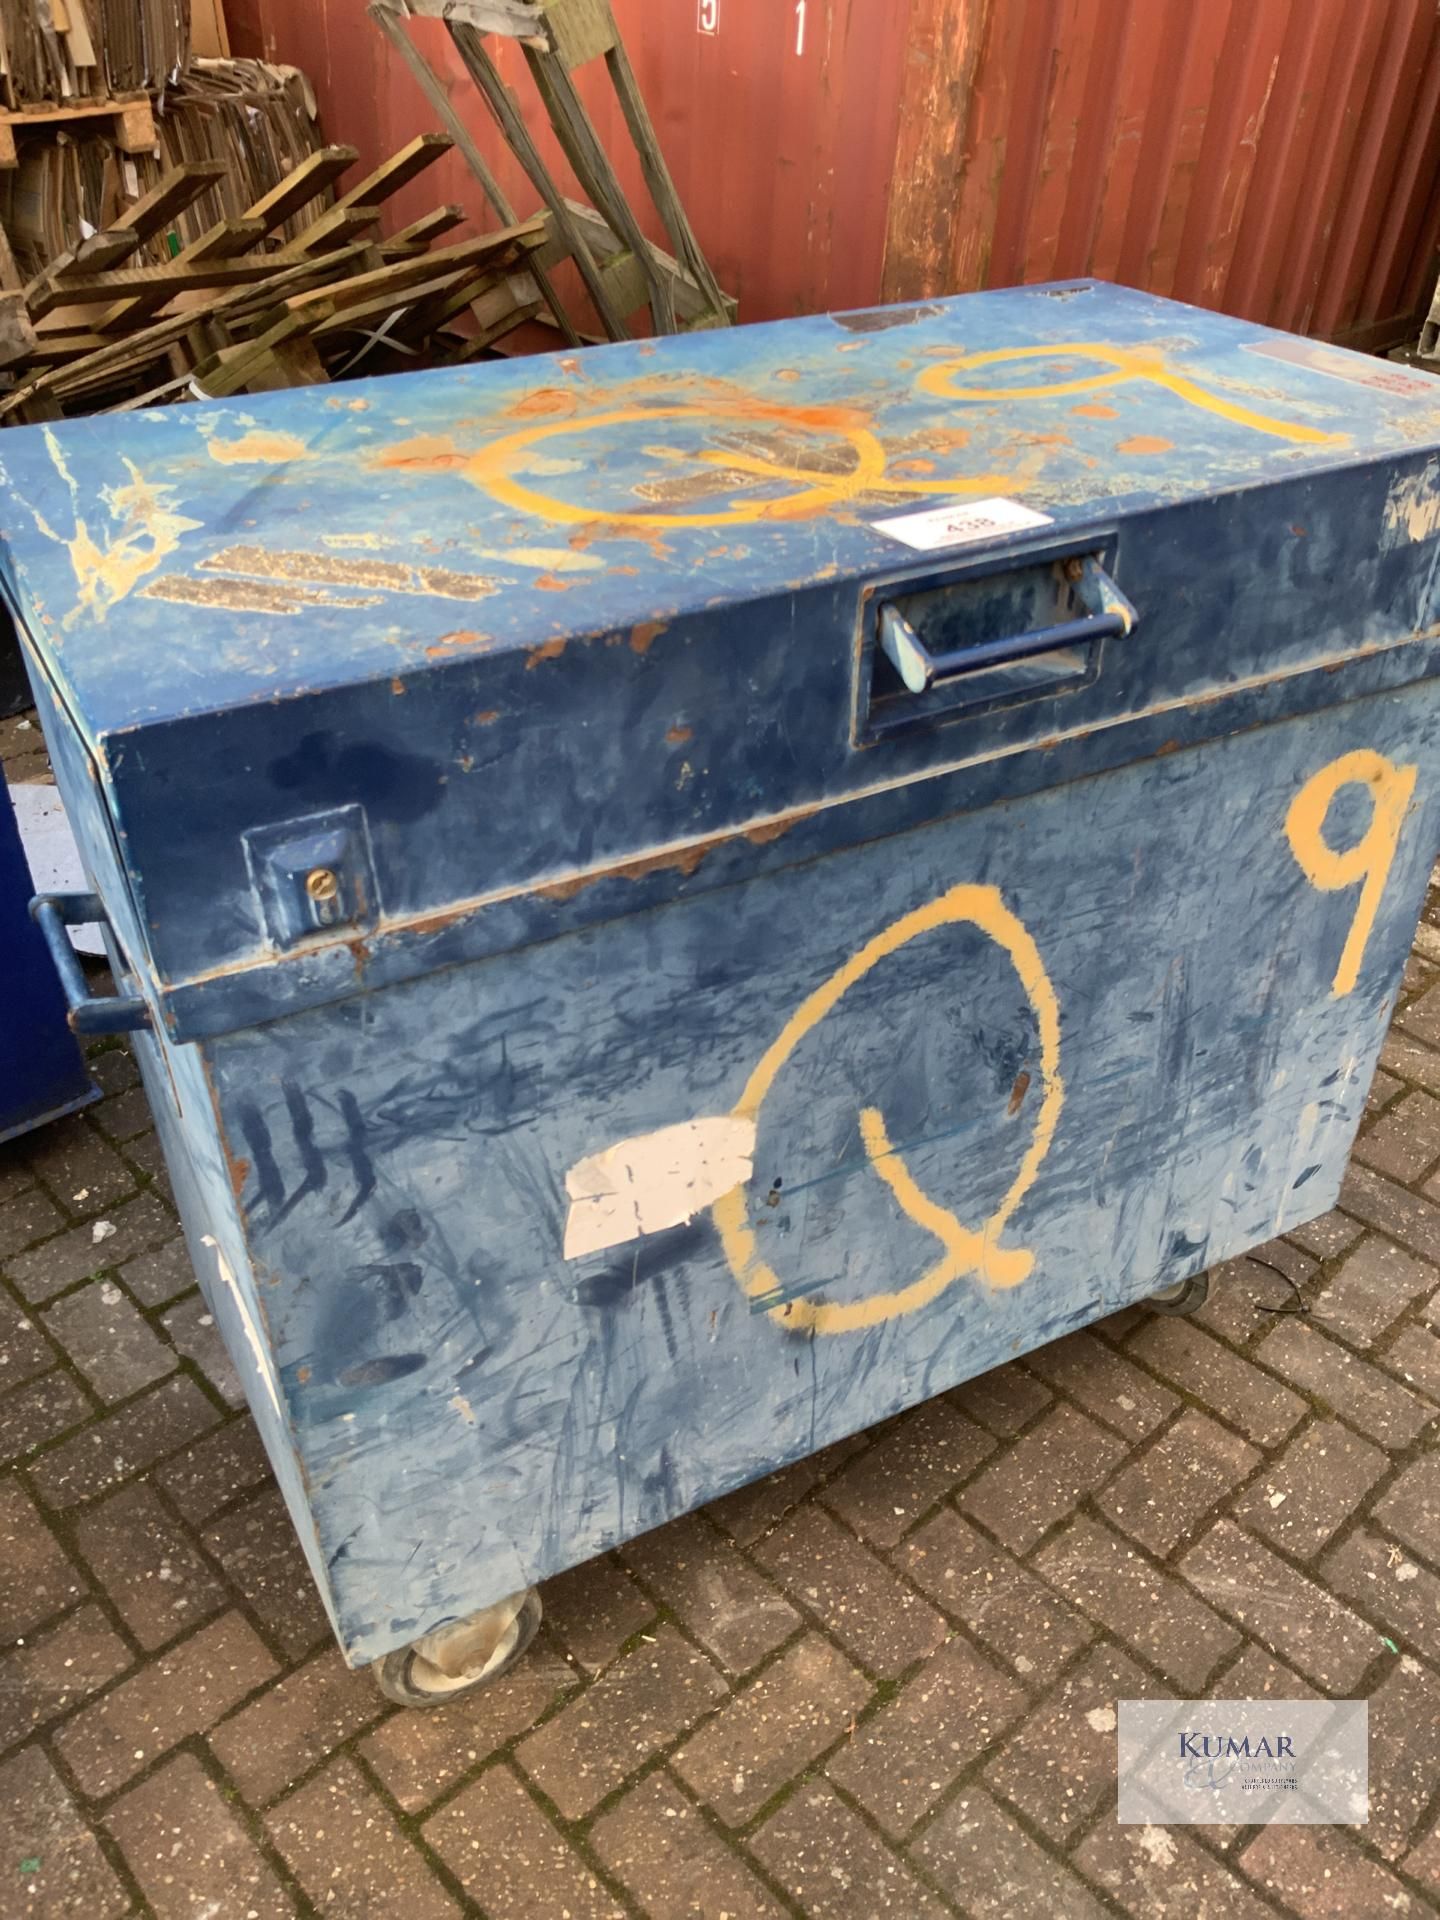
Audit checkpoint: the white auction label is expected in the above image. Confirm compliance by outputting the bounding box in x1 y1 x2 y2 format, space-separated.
871 496 1054 552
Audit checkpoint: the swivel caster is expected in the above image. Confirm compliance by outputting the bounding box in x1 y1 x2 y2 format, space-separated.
1146 1272 1210 1316
374 1586 543 1707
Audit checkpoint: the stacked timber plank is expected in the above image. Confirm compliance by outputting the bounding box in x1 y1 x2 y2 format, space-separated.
0 60 325 278
0 133 547 421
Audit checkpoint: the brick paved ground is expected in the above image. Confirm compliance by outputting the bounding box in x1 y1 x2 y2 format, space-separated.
4 709 1440 1916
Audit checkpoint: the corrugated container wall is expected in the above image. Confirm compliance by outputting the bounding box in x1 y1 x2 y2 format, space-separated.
231 0 1440 345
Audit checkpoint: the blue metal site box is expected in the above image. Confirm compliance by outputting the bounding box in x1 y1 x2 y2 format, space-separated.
4 284 1439 1681
0 777 96 1141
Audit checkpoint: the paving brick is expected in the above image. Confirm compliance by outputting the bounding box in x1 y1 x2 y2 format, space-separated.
153 1414 273 1524
43 1277 177 1402
1284 1209 1364 1260
124 1131 174 1202
1380 1029 1440 1095
622 1512 801 1674
0 1142 35 1204
54 1611 276 1797
1381 1323 1440 1402
0 1183 65 1257
1232 1419 1388 1558
426 1763 627 1919
0 1603 131 1751
6 1189 176 1302
1366 1656 1440 1860
671 1632 868 1827
518 1622 726 1819
540 1551 658 1675
1180 1520 1379 1690
1098 1407 1261 1557
0 1476 84 1637
1024 1328 1178 1441
818 1399 995 1547
1125 1316 1305 1445
106 1751 294 1918
25 1116 136 1212
751 1502 944 1676
74 1481 226 1650
1354 1089 1440 1184
825 1631 1025 1837
985 1643 1153 1842
208 1645 388 1806
361 1644 577 1813
1407 1824 1440 1899
0 1286 55 1386
1189 1255 1293 1343
93 1085 155 1144
750 1780 947 1919
268 1756 460 1920
1256 1319 1432 1447
1217 1640 1318 1701
896 1506 1093 1685
1241 1824 1415 1919
1077 1820 1275 1919
1402 952 1438 1001
914 1785 1108 1920
1034 1516 1241 1688
592 1769 787 1920
0 1745 129 1918
202 1487 330 1658
89 1047 140 1097
29 1375 220 1509
1309 1233 1438 1348
1321 1529 1440 1651
1366 1067 1405 1111
959 1402 1127 1553
0 1365 92 1463
704 1434 867 1546
1371 1453 1440 1565
949 1361 1053 1435
1338 1164 1440 1266
160 1293 244 1404
1398 977 1440 1043
118 1238 194 1309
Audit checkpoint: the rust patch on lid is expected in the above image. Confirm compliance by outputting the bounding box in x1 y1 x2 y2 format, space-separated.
200 545 496 602
1116 434 1173 454
1072 402 1119 419
374 433 467 472
525 637 567 668
533 574 571 591
510 386 579 418
473 708 500 725
142 575 379 615
207 430 308 465
744 816 799 845
1007 1070 1031 1116
425 630 491 656
630 619 666 654
665 724 693 745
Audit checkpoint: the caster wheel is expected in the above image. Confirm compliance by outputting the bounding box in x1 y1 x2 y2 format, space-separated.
374 1587 542 1708
1147 1272 1210 1316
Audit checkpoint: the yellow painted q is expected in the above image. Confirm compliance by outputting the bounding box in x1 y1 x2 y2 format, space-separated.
918 343 1345 448
712 884 1063 1335
1286 749 1418 997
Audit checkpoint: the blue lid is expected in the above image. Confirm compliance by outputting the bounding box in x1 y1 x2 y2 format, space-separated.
4 279 1440 739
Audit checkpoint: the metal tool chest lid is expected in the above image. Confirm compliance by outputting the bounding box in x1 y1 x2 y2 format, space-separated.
3 280 1439 732
4 280 1440 1041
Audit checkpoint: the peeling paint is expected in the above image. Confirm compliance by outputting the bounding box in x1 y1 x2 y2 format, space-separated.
1381 462 1440 548
199 546 496 602
525 637 567 668
207 430 309 466
142 576 381 615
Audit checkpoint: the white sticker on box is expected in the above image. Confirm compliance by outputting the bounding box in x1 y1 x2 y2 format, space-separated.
872 496 1053 552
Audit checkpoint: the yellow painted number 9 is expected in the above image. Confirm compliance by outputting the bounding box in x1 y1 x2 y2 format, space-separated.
1285 750 1418 998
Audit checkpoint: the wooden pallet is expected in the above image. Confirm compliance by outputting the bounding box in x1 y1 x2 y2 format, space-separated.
0 95 156 169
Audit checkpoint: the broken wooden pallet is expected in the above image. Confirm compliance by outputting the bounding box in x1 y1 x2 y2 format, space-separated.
370 0 732 341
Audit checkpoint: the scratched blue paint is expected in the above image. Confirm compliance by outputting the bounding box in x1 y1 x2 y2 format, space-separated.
3 283 1440 1665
